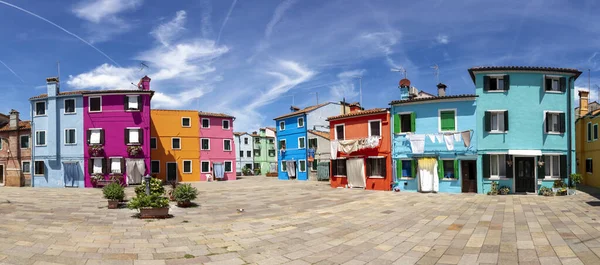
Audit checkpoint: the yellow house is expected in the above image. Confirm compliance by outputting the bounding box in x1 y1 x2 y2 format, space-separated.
150 110 200 182
576 90 600 187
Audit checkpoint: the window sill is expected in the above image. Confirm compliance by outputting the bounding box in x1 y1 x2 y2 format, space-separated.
543 177 561 181
545 132 564 135
398 177 414 180
333 175 347 178
89 111 102 113
35 145 47 147
34 115 47 117
64 144 77 146
183 172 192 174
487 177 509 180
126 143 141 146
34 174 45 176
109 173 122 175
201 149 210 151
545 91 563 94
64 113 76 115
368 176 385 179
485 90 507 93
125 110 141 112
488 131 507 134
89 143 103 146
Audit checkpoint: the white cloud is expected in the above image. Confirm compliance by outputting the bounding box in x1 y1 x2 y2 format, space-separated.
151 10 187 47
67 63 138 90
436 34 449 44
73 0 142 23
265 0 297 38
329 69 365 102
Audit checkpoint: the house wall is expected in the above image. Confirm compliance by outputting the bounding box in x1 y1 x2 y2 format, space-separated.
307 103 341 131
0 128 31 187
575 116 600 187
150 110 199 182
234 134 254 173
308 133 330 181
276 114 308 180
199 115 236 180
254 129 277 175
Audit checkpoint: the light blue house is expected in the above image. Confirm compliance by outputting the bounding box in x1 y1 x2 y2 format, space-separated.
390 81 477 193
469 66 582 194
274 102 343 180
30 77 85 188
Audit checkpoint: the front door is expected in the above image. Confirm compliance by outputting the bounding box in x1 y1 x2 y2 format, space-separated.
461 160 477 193
0 164 4 186
166 163 177 182
515 157 535 193
346 158 365 188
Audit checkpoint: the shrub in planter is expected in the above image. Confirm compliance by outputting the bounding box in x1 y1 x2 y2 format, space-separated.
552 179 567 193
539 186 554 196
499 186 510 195
569 174 582 195
253 168 261 176
88 144 104 157
103 182 125 209
127 145 143 157
167 181 178 201
555 187 568 196
134 177 165 196
110 173 124 185
487 181 499 195
127 194 170 218
173 184 199 207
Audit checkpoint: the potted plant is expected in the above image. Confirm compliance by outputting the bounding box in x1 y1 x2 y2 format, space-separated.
539 186 554 196
487 181 499 195
552 180 566 193
253 168 261 176
110 173 124 185
127 194 170 218
556 187 568 196
134 177 165 196
569 174 582 195
172 184 199 208
103 182 125 209
88 144 104 157
242 167 252 176
91 173 105 186
127 145 143 157
499 186 510 195
167 181 178 201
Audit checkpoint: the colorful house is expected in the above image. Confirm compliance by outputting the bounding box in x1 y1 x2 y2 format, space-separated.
327 108 391 190
390 80 477 193
470 66 581 194
199 111 236 181
0 110 31 187
150 109 200 182
252 127 277 175
234 132 254 175
307 130 330 181
83 76 153 187
575 90 600 187
30 77 85 188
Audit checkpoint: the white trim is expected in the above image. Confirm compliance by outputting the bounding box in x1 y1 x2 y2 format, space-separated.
368 119 382 137
543 75 562 93
543 111 564 134
298 160 307 172
223 139 232 151
151 160 160 174
64 128 77 145
182 160 193 174
543 155 560 179
279 121 285 131
63 98 76 115
438 108 457 132
224 161 233 172
181 117 191 128
88 96 102 113
488 110 507 133
298 137 305 149
35 130 47 147
150 137 157 149
20 135 30 149
166 162 178 182
34 160 45 176
297 117 304 128
334 124 345 140
222 120 231 130
201 138 210 150
125 95 141 112
34 101 46 116
201 118 210 128
486 75 506 92
125 127 141 129
508 150 542 156
21 160 31 174
201 160 211 173
489 154 506 179
171 137 181 150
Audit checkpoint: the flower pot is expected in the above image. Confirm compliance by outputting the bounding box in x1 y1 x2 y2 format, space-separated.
108 200 119 209
138 207 170 219
177 201 192 208
568 189 576 195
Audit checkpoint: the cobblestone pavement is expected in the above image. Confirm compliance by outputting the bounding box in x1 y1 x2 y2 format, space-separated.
2 177 600 265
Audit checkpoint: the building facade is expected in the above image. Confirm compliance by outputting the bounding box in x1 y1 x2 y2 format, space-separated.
252 128 277 175
83 76 153 187
0 110 31 187
150 109 200 182
199 112 236 181
30 77 85 188
307 130 330 181
575 90 600 187
234 132 254 175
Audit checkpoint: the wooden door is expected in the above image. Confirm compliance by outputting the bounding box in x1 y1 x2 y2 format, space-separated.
167 163 177 182
0 164 4 185
515 157 535 193
461 160 477 193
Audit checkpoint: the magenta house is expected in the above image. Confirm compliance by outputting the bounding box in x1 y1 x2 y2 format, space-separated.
199 112 236 181
83 76 154 187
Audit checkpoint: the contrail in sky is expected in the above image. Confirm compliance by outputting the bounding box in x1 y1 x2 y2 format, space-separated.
0 1 121 67
216 0 238 45
0 59 25 83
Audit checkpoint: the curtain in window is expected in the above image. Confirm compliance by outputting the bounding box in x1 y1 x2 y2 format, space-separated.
367 158 385 177
213 163 224 179
93 159 103 174
63 162 80 187
129 130 139 143
417 158 438 192
286 161 296 177
91 130 101 144
111 159 121 173
126 159 144 184
346 158 365 188
128 96 138 109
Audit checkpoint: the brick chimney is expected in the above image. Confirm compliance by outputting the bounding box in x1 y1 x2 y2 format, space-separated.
46 77 59 97
9 109 19 129
437 83 447 97
579 90 590 117
138 76 151 90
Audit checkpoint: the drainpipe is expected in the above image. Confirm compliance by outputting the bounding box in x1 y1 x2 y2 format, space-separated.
567 76 574 186
30 101 34 187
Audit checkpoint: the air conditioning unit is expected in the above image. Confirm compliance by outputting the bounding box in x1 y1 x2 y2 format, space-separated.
409 87 418 97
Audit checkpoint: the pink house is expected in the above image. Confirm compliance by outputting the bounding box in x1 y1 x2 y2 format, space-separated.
199 112 236 181
83 76 153 187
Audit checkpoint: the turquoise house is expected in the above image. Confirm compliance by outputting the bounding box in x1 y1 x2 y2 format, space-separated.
469 66 582 194
390 81 478 193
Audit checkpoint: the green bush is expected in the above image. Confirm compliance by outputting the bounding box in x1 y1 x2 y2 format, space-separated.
570 174 582 188
553 179 566 189
134 177 165 196
487 181 499 195
172 184 199 203
103 182 125 201
539 186 553 196
127 194 169 209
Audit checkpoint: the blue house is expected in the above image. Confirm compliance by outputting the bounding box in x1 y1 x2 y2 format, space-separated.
30 77 85 188
469 66 581 194
390 81 477 193
274 102 344 180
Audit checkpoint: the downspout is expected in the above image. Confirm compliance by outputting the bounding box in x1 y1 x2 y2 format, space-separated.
390 104 396 189
30 101 34 187
567 76 575 186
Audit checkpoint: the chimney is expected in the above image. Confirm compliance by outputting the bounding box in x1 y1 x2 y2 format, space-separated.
9 109 18 129
399 78 411 100
138 76 151 91
437 83 447 97
46 77 59 97
252 131 257 134
349 102 362 112
579 90 590 117
290 106 300 112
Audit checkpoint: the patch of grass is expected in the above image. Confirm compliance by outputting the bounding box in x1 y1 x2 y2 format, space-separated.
184 254 195 259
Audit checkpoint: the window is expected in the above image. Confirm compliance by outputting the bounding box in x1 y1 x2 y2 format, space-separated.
172 138 181 149
20 135 29 149
125 95 140 111
34 161 45 175
269 139 274 144
35 101 46 116
490 155 506 178
484 75 508 91
335 124 345 140
181 117 191 127
222 120 230 130
126 128 142 144
545 112 565 133
311 160 317 171
88 129 103 145
279 121 285 130
298 137 305 149
64 99 75 114
309 138 318 149
22 161 31 174
298 117 304 127
244 138 248 145
586 158 593 173
224 139 232 151
399 160 413 178
92 158 104 174
183 160 192 173
255 150 260 156
201 118 210 128
224 161 232 172
65 129 76 145
201 161 210 173
367 157 385 178
281 161 287 172
150 138 157 149
331 159 347 176
247 151 251 157
441 160 456 179
299 160 306 172
35 131 46 146
0 139 2 150
89 97 101 112
151 161 160 174
239 151 244 157
369 120 381 137
588 122 593 141
110 158 122 174
544 155 560 178
595 124 598 141
255 138 260 144
254 163 260 169
486 111 508 132
201 138 210 150
279 140 286 150
544 76 566 92
268 150 276 157
439 110 456 131
397 113 414 133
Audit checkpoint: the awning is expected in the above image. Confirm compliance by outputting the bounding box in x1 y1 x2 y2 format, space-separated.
508 150 542 156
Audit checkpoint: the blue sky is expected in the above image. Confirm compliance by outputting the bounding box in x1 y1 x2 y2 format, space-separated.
0 0 599 131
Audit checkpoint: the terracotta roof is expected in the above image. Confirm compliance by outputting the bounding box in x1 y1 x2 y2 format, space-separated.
327 108 388 121
0 121 31 132
233 132 249 136
198 111 235 118
390 95 477 105
265 127 276 132
468 66 582 83
308 130 330 139
273 102 332 120
29 90 89 100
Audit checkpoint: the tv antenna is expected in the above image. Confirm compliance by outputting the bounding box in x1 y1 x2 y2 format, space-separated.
431 64 439 84
352 76 363 106
391 67 407 78
139 62 149 72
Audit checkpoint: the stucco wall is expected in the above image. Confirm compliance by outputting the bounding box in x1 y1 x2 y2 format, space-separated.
307 132 330 181
199 115 236 180
234 134 254 173
276 113 308 180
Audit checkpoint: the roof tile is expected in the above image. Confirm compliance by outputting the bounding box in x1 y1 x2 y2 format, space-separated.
389 94 477 105
273 102 331 120
0 121 31 132
468 66 582 83
198 111 235 118
308 130 330 139
327 108 388 121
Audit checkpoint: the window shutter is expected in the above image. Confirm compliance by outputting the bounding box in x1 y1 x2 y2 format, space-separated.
88 159 93 174
331 160 337 176
505 155 513 178
124 96 128 110
538 155 545 179
545 112 550 133
87 130 91 144
137 96 142 110
454 160 459 179
503 75 510 90
483 76 490 91
482 154 490 179
102 158 107 174
138 129 144 144
124 129 129 144
411 160 416 178
393 114 400 134
503 111 509 131
410 112 416 132
588 123 593 141
543 76 549 91
366 159 371 177
100 129 105 144
484 111 491 132
560 77 567 92
121 158 125 175
560 155 567 178
438 159 444 180
559 113 566 133
381 158 386 179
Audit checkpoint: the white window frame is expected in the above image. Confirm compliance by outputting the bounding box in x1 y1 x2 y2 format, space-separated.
488 110 507 133
279 139 286 150
586 158 593 174
298 137 305 149
201 161 211 173
21 160 31 174
126 127 141 145
64 128 77 145
544 155 560 179
222 120 230 130
298 160 307 172
438 108 457 132
279 121 285 131
89 129 102 145
109 157 122 174
368 119 382 137
151 160 160 174
171 137 181 150
487 75 506 92
34 160 45 176
92 158 104 174
88 96 102 113
201 118 210 128
335 124 345 140
201 138 210 150
125 95 140 111
20 135 29 149
34 101 46 116
150 137 157 149
544 111 563 134
489 154 507 179
182 160 193 174
544 75 562 93
223 139 232 151
181 117 191 128
297 117 304 128
63 98 76 114
35 130 47 147
224 161 233 172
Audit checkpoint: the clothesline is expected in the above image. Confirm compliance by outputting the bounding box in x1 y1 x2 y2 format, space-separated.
403 130 473 154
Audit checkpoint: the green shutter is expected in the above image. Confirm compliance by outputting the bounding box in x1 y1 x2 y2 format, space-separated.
410 112 416 132
504 111 509 131
560 155 567 178
396 160 402 179
483 76 490 91
438 159 444 179
484 111 491 132
394 114 400 134
454 160 459 179
503 75 510 90
482 155 490 179
440 111 455 131
411 160 416 179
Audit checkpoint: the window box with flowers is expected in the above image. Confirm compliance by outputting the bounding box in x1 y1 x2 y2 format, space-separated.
88 144 104 157
127 145 143 157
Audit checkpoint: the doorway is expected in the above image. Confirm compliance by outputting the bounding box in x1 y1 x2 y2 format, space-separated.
166 162 177 182
346 158 365 188
63 162 80 187
0 164 4 186
461 160 477 193
515 157 535 193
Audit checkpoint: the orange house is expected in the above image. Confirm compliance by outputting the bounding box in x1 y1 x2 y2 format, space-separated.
327 108 392 191
150 110 200 182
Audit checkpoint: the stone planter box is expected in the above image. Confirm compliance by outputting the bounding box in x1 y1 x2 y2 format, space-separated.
107 200 119 209
177 201 192 208
266 173 278 177
138 207 170 219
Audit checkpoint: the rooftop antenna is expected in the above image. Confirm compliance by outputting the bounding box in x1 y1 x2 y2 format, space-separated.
431 64 439 84
308 91 319 105
139 62 149 72
391 67 407 79
57 61 60 83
